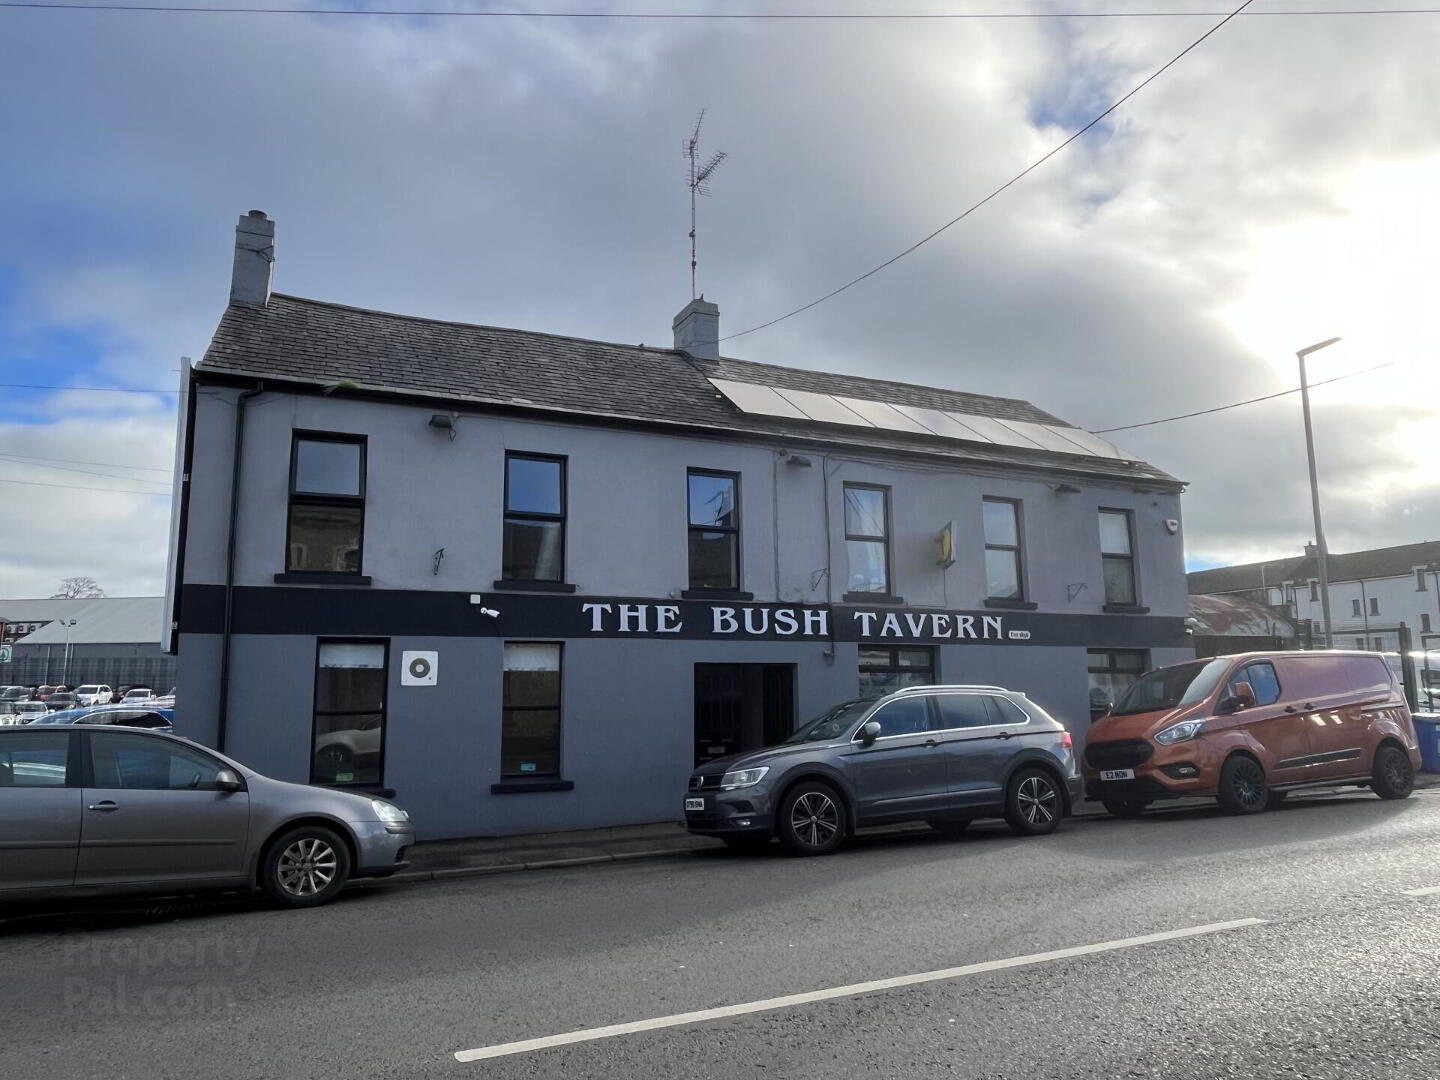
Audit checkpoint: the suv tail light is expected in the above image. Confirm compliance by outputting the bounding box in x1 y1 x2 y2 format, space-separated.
1060 731 1074 749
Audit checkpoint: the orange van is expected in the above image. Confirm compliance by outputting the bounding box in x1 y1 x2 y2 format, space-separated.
1084 651 1420 816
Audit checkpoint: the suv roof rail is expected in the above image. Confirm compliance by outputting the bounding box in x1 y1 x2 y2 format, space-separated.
890 683 1008 695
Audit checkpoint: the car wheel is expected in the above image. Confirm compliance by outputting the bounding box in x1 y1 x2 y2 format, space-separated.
1216 755 1268 815
720 834 772 852
1101 797 1148 819
1004 768 1063 836
1371 744 1415 800
777 781 846 856
260 826 351 907
926 818 971 837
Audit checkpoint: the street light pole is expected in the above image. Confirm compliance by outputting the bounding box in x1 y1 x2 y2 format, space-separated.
1297 337 1341 648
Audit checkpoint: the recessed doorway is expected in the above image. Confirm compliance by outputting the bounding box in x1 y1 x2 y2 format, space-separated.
693 663 796 766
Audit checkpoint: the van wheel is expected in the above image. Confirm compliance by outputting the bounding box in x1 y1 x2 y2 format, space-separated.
260 826 351 907
1005 768 1063 836
1101 797 1148 819
777 782 846 856
1372 745 1415 800
926 818 971 837
1216 756 1268 815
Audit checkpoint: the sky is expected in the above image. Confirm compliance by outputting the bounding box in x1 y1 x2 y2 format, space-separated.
1 0 1438 598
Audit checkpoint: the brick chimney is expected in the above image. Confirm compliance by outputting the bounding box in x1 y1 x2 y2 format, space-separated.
672 297 719 361
230 210 274 307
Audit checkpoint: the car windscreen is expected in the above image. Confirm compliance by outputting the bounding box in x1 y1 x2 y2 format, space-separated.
1111 658 1231 716
783 700 873 744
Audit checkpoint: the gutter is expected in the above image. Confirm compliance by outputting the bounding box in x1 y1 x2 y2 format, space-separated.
216 382 264 752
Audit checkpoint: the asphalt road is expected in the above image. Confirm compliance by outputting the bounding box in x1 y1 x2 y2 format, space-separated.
5 789 1440 1079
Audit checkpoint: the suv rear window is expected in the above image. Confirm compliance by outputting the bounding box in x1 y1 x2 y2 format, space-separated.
934 695 991 729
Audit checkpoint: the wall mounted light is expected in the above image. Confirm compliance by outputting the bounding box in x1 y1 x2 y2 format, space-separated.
1050 482 1081 495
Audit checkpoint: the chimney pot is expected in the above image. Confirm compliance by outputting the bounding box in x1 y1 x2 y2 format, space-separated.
672 297 720 361
231 210 275 308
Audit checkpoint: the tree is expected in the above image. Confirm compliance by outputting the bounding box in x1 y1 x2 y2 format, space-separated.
52 577 105 599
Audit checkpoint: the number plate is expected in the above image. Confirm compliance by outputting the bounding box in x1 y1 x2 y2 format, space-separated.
684 798 705 811
1100 769 1135 781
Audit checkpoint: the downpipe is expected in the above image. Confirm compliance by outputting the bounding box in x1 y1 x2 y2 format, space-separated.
216 382 264 752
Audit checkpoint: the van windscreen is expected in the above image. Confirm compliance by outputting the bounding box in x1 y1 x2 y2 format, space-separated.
1111 658 1231 716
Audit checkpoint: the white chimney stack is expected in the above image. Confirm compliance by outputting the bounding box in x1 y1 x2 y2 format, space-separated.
231 210 274 307
673 297 719 361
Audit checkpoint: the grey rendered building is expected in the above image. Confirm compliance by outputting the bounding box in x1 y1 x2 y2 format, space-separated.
166 212 1192 840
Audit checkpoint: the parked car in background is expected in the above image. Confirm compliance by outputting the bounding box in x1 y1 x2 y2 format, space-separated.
0 702 23 727
120 687 155 703
43 692 79 712
685 684 1079 855
0 686 33 703
0 726 414 907
10 702 51 725
35 685 67 702
72 685 113 707
1085 650 1419 817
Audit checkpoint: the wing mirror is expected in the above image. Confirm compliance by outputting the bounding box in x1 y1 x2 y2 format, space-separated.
857 720 882 746
214 768 243 792
1217 681 1256 715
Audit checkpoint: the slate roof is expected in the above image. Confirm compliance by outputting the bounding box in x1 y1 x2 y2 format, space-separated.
1187 540 1440 594
1186 593 1297 637
196 294 1180 487
0 597 164 644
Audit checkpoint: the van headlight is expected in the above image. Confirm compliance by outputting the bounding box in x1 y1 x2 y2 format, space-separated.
371 799 411 830
1154 720 1206 745
720 766 770 791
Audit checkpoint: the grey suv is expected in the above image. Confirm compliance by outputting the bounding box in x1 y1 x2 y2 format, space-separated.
684 685 1080 855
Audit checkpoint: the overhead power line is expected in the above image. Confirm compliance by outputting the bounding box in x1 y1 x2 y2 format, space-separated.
714 0 1257 345
0 475 171 496
0 382 179 393
0 455 172 486
0 452 172 473
1092 361 1397 433
3 2 1438 16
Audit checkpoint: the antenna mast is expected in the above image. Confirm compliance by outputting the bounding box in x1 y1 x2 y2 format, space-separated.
685 109 727 300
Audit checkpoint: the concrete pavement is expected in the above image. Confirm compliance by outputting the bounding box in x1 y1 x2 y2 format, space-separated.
4 786 1440 1078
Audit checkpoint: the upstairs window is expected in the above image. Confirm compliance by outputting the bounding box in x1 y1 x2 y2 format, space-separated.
687 470 741 591
288 434 366 574
1369 596 1380 616
982 497 1024 600
1352 599 1362 617
1309 580 1319 602
845 484 892 596
503 454 566 582
1098 509 1137 606
1418 569 1429 592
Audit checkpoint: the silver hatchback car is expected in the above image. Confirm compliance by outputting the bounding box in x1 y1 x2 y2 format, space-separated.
0 726 413 908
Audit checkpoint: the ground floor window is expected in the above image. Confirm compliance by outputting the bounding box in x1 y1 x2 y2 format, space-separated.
503 643 562 777
312 640 387 786
1087 648 1149 720
858 646 934 699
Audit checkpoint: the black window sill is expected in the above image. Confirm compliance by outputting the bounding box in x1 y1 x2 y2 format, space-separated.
681 589 755 601
491 580 578 594
1102 604 1151 615
491 779 575 795
984 598 1038 611
275 572 372 586
843 592 906 606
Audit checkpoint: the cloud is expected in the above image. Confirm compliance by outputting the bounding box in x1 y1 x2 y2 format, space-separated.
2 0 1438 594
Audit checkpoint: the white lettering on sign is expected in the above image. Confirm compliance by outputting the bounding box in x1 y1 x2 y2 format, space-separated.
713 607 739 634
854 611 878 637
805 609 829 636
618 604 649 633
582 603 613 632
656 606 681 633
774 609 800 636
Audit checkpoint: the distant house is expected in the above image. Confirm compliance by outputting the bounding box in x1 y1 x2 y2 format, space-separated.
0 596 174 690
1187 540 1440 654
1186 592 1298 658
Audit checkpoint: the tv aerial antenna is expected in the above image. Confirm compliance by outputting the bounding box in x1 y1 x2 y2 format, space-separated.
684 109 727 300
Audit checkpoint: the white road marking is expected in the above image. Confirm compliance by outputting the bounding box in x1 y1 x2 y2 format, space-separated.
452 918 1266 1063
1404 886 1440 896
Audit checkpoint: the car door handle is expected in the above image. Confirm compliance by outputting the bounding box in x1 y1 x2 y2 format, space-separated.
996 732 1015 740
1284 706 1298 714
87 801 118 812
925 739 940 748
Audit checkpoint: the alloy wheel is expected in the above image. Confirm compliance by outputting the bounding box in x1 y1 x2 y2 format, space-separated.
1231 761 1265 810
277 837 339 897
1016 775 1058 825
1383 751 1413 792
790 791 840 849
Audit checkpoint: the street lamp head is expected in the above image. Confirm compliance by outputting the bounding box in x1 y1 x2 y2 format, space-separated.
1297 336 1342 358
